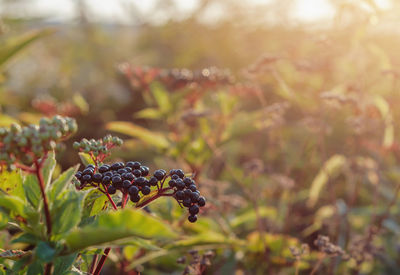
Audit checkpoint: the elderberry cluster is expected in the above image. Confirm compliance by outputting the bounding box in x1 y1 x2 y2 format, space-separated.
73 135 123 157
0 116 77 167
167 169 206 223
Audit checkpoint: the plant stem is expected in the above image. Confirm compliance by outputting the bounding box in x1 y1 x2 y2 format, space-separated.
135 187 173 208
34 160 52 236
93 248 111 275
44 263 52 275
89 254 98 274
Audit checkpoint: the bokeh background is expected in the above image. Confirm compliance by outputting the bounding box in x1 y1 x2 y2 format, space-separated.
2 0 400 274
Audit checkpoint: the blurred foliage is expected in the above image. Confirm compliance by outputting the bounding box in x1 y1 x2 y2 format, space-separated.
2 0 400 274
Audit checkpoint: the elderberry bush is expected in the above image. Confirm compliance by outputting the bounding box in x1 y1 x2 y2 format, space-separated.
74 162 206 222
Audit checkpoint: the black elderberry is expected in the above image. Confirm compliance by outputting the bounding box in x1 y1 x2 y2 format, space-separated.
168 179 176 187
118 168 127 174
189 205 199 215
83 168 94 175
171 174 179 180
169 169 177 175
197 196 206 207
127 161 141 169
86 164 95 169
75 171 82 179
183 197 191 207
175 179 185 190
154 169 166 180
135 177 146 186
111 163 120 170
104 171 113 177
102 176 111 185
82 174 92 182
107 186 116 194
149 177 158 186
130 194 140 202
123 180 131 189
175 169 185 179
125 167 132 173
123 172 134 181
183 177 193 186
184 189 192 198
111 175 122 184
141 186 151 195
133 169 142 177
190 192 200 203
128 185 139 196
98 165 110 173
140 166 149 176
175 190 184 200
92 173 103 183
188 215 197 223
188 184 197 192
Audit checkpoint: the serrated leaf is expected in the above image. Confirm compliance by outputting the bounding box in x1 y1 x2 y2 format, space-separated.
65 208 176 252
106 121 170 150
48 165 79 202
42 152 56 188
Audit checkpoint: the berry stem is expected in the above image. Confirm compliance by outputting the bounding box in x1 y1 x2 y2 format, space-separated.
14 163 36 173
34 159 52 236
121 192 129 208
89 254 98 274
105 191 118 210
93 248 111 275
135 187 173 208
44 263 52 275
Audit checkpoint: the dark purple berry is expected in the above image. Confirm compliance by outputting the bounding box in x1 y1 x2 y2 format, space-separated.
141 186 151 195
189 205 199 215
133 169 142 177
92 173 103 183
188 184 197 192
118 168 127 174
75 171 82 179
128 185 139 196
135 177 146 186
107 186 116 194
183 178 193 186
197 196 206 207
149 177 158 186
140 166 149 176
175 169 184 179
104 171 113 177
169 169 177 175
183 197 191 207
168 179 176 187
154 169 166 180
175 179 185 190
111 162 120 170
111 175 122 184
123 173 134 181
86 164 95 169
102 175 111 185
98 165 110 173
184 189 192 198
190 192 200 203
188 215 197 223
123 180 131 189
175 190 184 200
130 194 140 202
125 167 132 173
171 174 179 180
127 161 141 169
82 174 91 182
83 168 94 175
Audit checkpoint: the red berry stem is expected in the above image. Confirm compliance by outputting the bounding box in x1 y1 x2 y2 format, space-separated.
93 248 111 275
135 187 174 208
34 158 52 236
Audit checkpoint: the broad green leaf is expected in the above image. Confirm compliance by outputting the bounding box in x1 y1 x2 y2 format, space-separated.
0 170 24 199
0 114 19 126
26 260 43 275
65 208 176 252
0 210 8 230
78 152 95 166
51 189 88 237
53 254 78 274
106 121 170 150
35 242 56 262
23 174 41 209
307 155 347 207
134 108 163 120
42 151 56 188
11 233 39 245
168 232 243 249
81 189 108 219
48 165 79 202
150 82 172 113
0 29 54 70
0 196 25 217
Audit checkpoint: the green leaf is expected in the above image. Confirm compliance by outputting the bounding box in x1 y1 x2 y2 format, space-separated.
106 121 170 150
0 196 25 217
42 151 56 189
26 260 43 275
72 93 89 114
0 170 24 199
0 249 30 260
35 242 56 262
0 210 8 230
81 190 108 219
134 108 163 120
78 152 95 166
307 155 347 207
65 208 176 252
230 207 277 228
11 233 39 245
0 29 54 70
48 165 79 202
150 82 172 113
23 174 41 209
53 254 78 274
51 189 88 237
0 114 19 127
